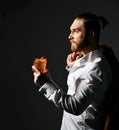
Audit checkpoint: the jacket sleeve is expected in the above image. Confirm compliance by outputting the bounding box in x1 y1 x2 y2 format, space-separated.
38 65 110 115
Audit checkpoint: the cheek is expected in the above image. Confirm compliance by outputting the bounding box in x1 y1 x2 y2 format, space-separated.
75 34 84 42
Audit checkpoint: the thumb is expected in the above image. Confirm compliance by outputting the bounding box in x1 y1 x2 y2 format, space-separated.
32 65 39 73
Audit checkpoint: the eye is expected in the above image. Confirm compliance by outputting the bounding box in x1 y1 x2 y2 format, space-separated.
74 28 81 33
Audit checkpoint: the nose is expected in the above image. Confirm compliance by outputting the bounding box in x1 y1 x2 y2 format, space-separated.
68 32 73 40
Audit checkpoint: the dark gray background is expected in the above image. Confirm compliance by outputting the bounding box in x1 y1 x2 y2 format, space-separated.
1 0 119 130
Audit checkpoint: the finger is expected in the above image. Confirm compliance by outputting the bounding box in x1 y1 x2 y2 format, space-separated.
76 55 80 60
34 72 41 78
33 72 41 83
32 65 39 73
33 72 40 76
68 54 72 61
71 52 77 61
34 75 38 83
72 52 75 59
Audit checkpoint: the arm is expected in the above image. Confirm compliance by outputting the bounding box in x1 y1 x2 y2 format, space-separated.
32 64 104 115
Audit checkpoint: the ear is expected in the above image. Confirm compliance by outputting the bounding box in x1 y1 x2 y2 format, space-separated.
88 29 95 39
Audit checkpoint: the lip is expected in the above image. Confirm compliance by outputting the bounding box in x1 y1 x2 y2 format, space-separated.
70 40 76 44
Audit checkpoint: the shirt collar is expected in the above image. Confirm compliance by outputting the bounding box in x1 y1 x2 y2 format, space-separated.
66 48 103 72
74 48 103 67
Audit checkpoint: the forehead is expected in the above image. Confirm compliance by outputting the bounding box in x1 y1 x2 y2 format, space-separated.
70 18 85 30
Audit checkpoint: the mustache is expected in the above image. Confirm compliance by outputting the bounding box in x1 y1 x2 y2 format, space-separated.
70 40 77 43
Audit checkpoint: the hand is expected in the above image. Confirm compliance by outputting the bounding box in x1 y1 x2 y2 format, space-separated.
66 52 82 67
33 56 48 73
32 65 50 87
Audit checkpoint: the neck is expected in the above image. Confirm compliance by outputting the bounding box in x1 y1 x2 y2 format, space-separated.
78 42 100 56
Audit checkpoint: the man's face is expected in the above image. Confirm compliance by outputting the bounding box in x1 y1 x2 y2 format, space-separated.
68 18 87 52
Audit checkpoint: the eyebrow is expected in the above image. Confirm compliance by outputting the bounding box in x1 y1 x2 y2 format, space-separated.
70 28 81 31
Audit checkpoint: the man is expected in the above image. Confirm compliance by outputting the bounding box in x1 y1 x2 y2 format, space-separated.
32 12 118 130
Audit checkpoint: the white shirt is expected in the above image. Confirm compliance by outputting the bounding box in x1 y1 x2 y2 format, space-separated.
39 48 112 130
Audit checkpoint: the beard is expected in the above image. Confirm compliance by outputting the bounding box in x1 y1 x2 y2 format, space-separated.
71 38 90 52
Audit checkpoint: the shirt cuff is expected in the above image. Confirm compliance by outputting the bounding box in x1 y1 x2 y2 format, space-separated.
38 79 59 98
65 65 72 72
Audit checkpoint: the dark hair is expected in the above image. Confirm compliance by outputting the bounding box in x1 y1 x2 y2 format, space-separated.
74 12 109 42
